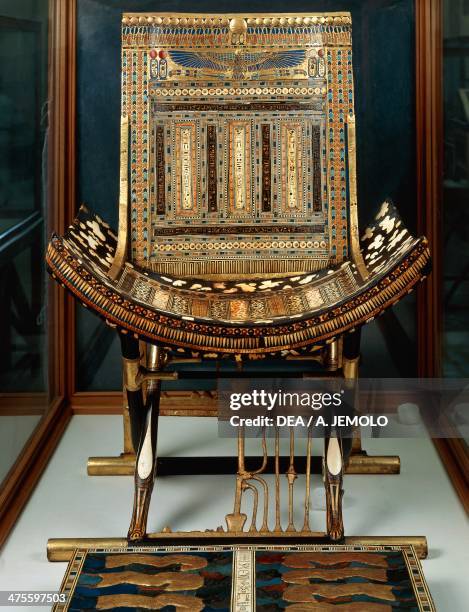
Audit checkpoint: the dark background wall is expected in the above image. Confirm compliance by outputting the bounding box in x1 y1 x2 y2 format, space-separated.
76 0 416 390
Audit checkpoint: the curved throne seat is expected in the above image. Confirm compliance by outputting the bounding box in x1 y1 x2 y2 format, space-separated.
48 201 429 356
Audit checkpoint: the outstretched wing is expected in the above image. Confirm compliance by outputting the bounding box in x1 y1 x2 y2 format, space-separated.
249 50 306 71
168 50 306 73
168 50 229 71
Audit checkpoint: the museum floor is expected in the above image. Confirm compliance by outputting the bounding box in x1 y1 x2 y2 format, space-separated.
0 416 467 611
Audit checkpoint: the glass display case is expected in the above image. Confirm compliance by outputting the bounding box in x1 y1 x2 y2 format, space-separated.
0 1 50 485
440 0 469 507
0 0 71 547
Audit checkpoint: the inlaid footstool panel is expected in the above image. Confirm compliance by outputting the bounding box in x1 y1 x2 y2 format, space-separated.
54 545 435 611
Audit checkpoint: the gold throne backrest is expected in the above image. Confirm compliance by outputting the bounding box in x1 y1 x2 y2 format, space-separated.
117 13 362 279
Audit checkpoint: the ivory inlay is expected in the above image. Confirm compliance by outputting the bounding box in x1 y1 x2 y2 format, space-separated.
287 128 298 209
231 549 255 611
233 126 246 210
327 437 342 476
137 418 153 479
180 127 193 210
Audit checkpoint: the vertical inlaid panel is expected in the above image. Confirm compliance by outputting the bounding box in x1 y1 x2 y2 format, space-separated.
175 123 197 216
231 549 255 611
281 123 302 213
155 125 165 214
261 124 271 212
228 122 251 215
207 124 217 212
312 123 322 212
327 46 352 261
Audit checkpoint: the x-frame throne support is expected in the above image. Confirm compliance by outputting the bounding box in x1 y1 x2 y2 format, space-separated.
116 329 400 540
46 333 427 561
87 347 400 477
121 334 363 542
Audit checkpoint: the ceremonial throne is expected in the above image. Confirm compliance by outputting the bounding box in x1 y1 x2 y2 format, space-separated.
46 13 430 544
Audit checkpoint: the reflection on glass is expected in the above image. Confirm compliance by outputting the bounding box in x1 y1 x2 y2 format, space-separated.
0 3 49 484
443 1 469 444
443 3 469 377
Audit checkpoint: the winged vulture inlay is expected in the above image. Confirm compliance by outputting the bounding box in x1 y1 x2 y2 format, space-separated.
168 49 306 78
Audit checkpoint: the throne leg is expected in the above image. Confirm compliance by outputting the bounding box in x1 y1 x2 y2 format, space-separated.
120 335 145 453
343 329 365 458
343 329 401 474
324 436 345 541
342 328 361 381
121 338 164 541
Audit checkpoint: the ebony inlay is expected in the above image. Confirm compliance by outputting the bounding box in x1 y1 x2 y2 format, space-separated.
155 125 165 215
261 124 271 212
312 124 322 212
207 124 217 212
